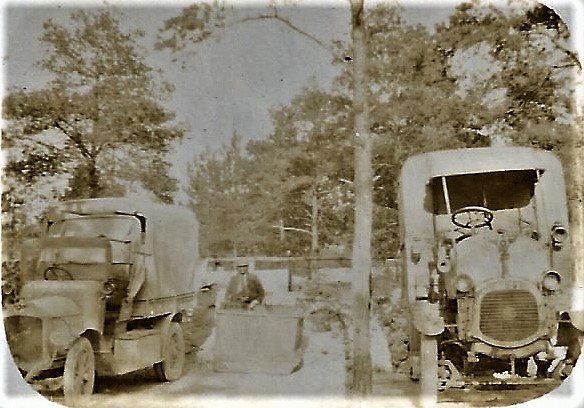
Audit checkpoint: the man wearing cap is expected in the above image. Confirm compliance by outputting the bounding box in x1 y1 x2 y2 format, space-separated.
224 261 265 309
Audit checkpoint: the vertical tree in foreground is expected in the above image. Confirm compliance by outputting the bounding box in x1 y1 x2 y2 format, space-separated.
158 0 374 393
348 0 373 394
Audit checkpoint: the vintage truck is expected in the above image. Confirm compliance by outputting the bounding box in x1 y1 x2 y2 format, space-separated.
3 198 200 402
399 147 581 402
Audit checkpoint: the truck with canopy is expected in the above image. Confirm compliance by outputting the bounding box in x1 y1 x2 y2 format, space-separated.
4 198 200 402
399 147 581 403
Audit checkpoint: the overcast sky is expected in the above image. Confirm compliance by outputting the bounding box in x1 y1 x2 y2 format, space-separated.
1 0 582 202
1 2 453 146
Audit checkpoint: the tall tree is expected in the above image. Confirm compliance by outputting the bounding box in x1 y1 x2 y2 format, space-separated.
188 133 271 256
434 3 579 146
347 0 374 394
2 9 184 206
246 88 354 255
189 89 355 257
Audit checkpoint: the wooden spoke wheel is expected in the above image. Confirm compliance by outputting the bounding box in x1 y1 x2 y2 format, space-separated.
154 322 185 382
63 337 95 403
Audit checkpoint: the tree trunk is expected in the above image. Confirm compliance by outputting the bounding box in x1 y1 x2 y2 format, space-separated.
350 0 373 395
279 219 285 243
310 185 319 254
87 156 101 198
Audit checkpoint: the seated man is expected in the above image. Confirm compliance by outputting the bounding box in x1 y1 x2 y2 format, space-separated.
224 261 265 309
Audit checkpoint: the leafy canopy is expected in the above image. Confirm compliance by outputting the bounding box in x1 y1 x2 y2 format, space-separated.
3 9 184 207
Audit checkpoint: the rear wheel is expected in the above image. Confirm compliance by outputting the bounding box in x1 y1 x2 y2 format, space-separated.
63 337 95 403
419 334 438 407
154 322 185 382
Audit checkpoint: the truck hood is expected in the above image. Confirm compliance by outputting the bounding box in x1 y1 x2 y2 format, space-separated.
454 231 548 285
7 280 105 334
4 295 79 319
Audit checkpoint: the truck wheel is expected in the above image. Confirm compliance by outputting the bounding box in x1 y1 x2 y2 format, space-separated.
515 358 529 377
419 334 438 407
63 337 95 403
154 322 185 382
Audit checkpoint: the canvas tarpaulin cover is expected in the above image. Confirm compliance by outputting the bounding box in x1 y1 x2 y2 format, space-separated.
56 198 200 300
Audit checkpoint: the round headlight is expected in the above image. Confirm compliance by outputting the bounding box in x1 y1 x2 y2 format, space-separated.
456 274 474 293
551 225 568 250
102 279 116 295
551 225 567 242
542 271 561 291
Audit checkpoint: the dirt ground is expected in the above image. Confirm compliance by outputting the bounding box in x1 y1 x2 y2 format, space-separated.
3 270 582 408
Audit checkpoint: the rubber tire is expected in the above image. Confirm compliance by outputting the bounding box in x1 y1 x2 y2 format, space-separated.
154 322 185 382
420 334 438 407
63 337 95 404
515 358 529 377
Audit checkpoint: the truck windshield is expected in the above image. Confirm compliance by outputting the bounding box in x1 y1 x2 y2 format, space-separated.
39 247 108 264
48 216 140 242
429 170 540 215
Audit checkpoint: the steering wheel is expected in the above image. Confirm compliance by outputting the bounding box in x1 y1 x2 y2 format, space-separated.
44 266 74 281
452 206 494 229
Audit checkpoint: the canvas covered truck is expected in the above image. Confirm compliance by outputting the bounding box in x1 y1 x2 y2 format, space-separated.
399 147 582 402
3 198 200 402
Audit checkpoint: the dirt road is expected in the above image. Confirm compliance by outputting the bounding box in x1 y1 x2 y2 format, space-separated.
13 316 345 408
7 319 579 408
3 282 581 408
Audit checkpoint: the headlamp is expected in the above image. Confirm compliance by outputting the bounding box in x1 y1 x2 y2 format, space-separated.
551 224 568 250
542 271 561 291
102 279 117 296
456 274 474 293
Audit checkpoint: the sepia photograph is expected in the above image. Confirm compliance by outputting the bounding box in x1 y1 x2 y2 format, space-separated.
1 0 583 407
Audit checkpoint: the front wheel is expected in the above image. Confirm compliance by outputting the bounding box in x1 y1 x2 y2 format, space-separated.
154 322 185 382
63 337 95 403
419 334 438 407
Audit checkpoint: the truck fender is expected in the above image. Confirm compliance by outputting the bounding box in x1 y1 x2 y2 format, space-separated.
570 311 584 332
413 300 444 336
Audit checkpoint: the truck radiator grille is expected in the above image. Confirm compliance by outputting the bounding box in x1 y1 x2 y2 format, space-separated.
4 316 43 367
479 290 539 343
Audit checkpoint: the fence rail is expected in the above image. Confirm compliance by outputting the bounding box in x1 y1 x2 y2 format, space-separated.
204 256 400 279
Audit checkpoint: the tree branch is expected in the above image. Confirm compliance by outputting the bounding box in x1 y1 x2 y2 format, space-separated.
238 13 333 54
271 225 312 235
20 136 64 153
529 31 582 71
54 118 92 158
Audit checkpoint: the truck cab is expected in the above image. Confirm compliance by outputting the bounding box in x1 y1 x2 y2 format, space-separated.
399 147 579 397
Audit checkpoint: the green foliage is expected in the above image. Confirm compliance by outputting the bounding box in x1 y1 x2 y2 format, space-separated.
157 1 226 51
189 89 357 256
188 134 258 256
2 9 184 228
252 88 354 254
435 2 578 132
